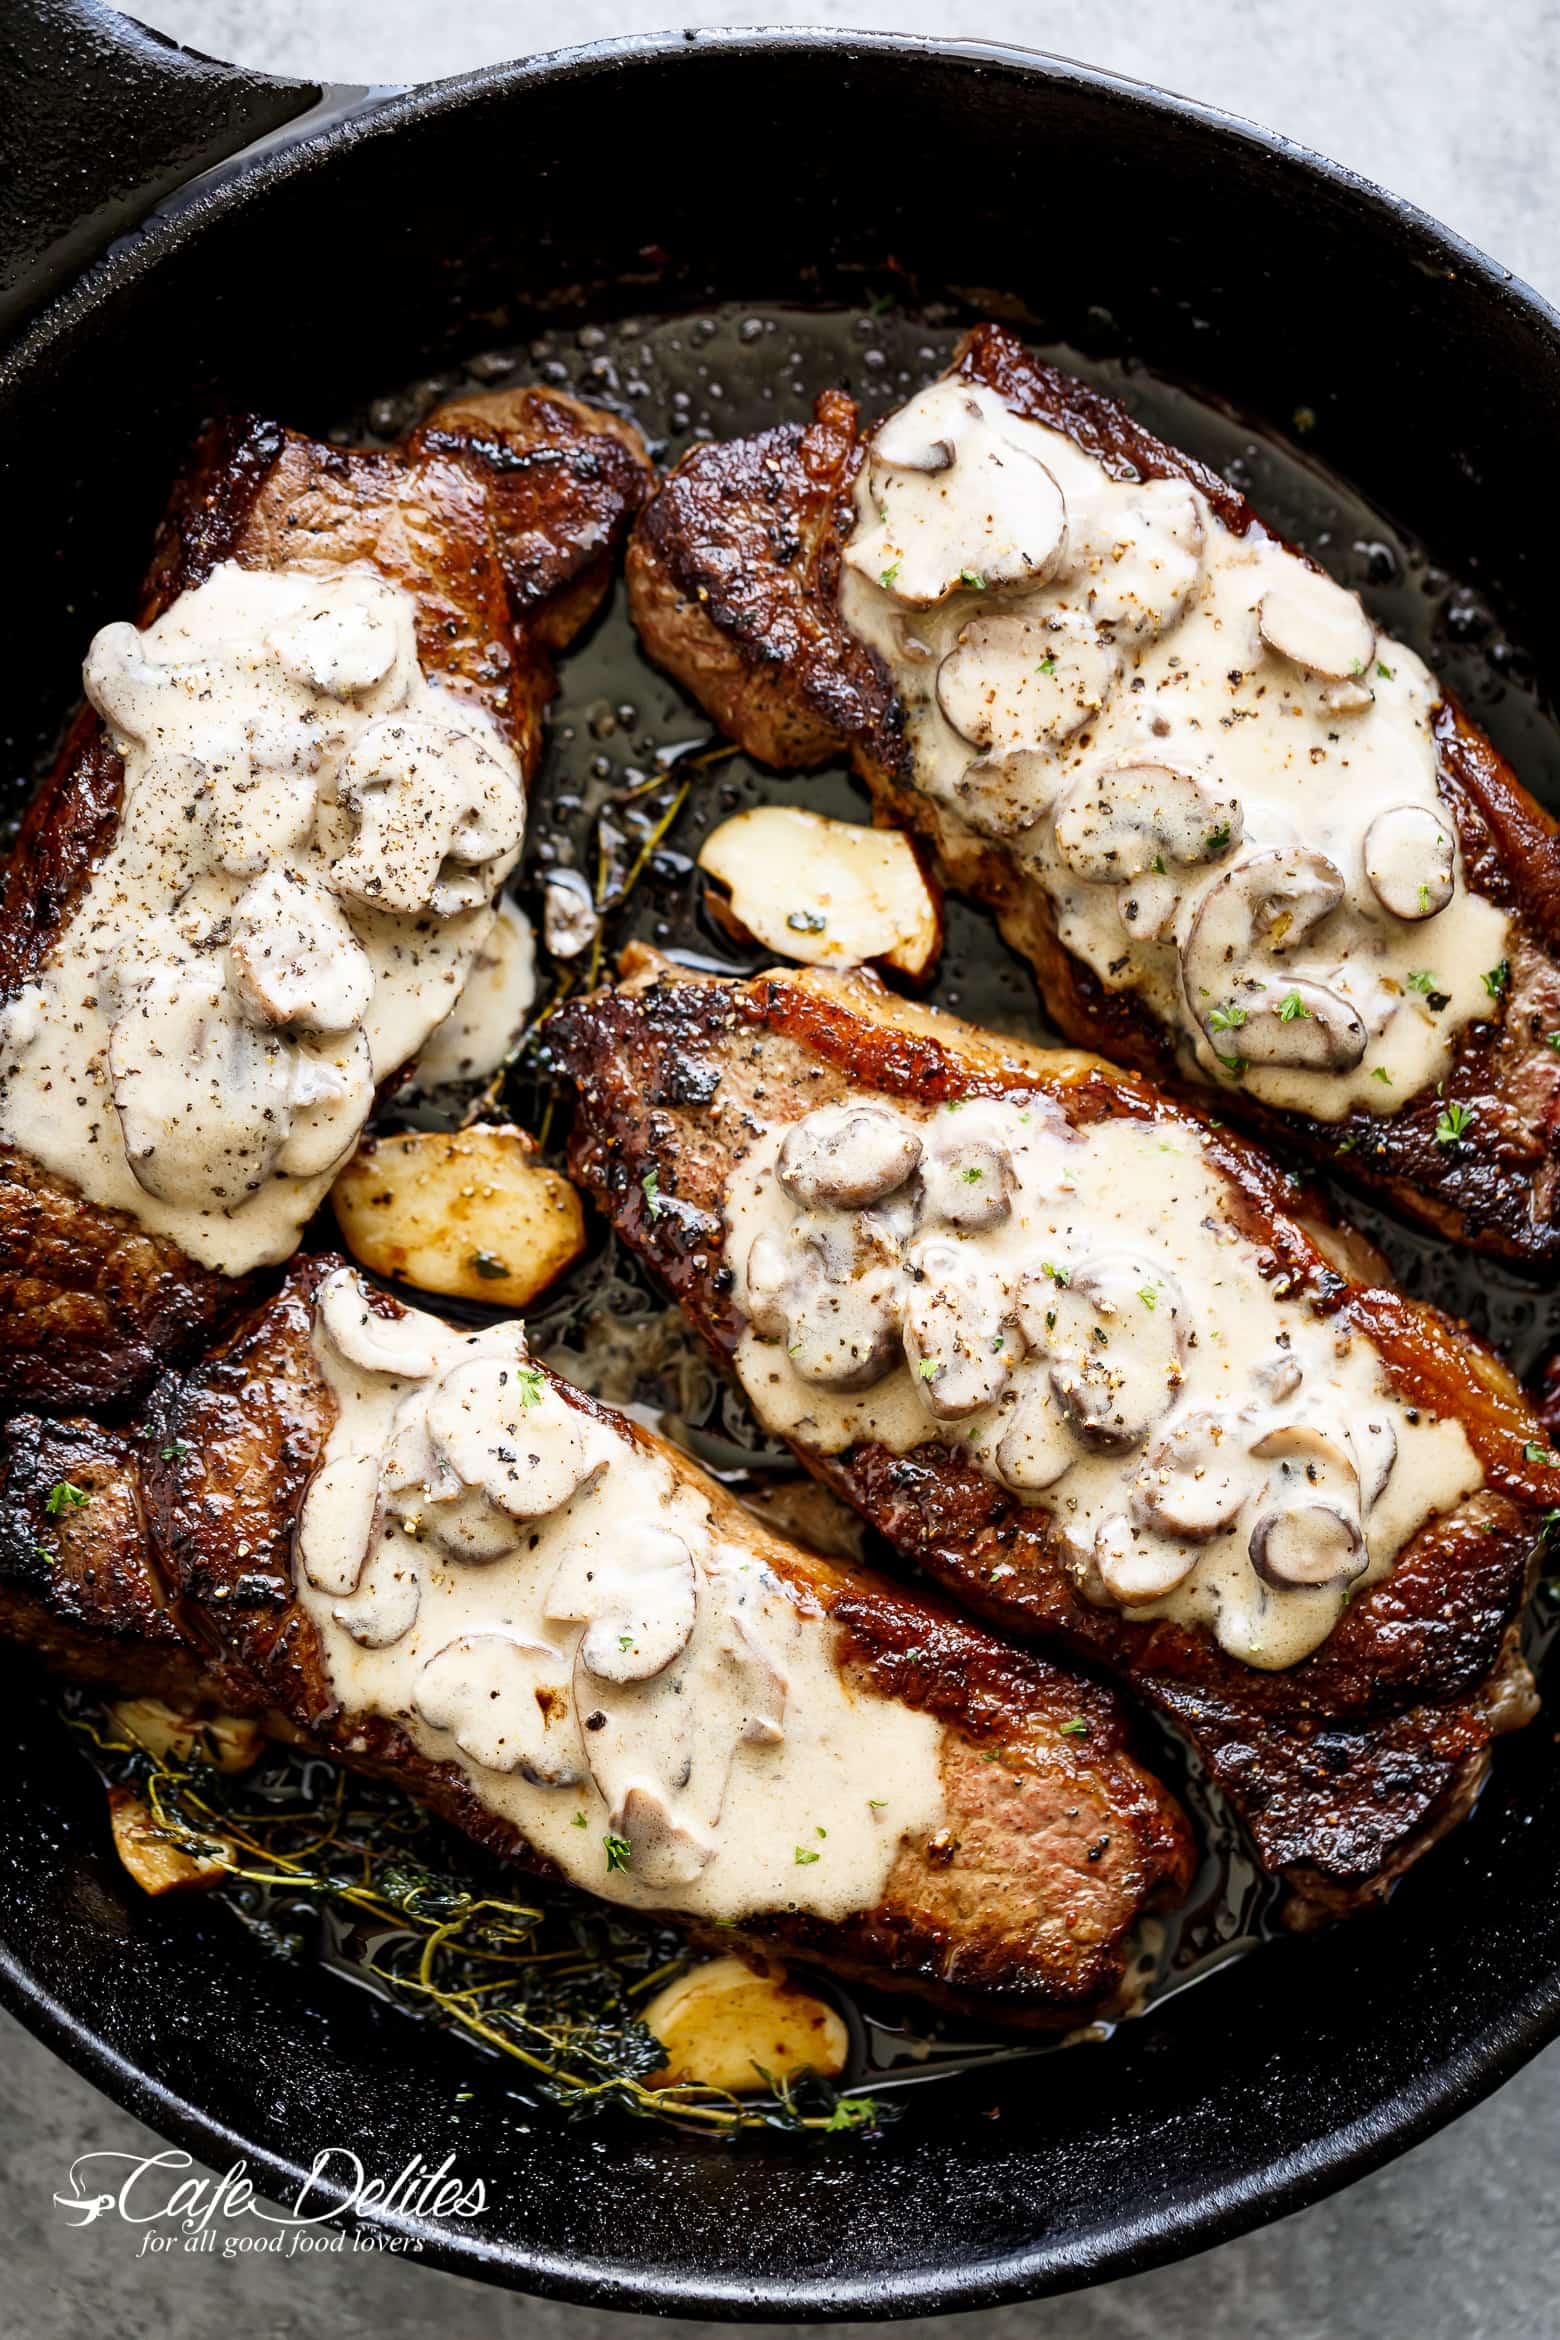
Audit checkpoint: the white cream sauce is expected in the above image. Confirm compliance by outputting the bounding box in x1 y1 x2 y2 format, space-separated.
297 1269 945 1921
0 563 528 1271
726 1096 1482 1670
840 380 1509 1120
406 897 536 1091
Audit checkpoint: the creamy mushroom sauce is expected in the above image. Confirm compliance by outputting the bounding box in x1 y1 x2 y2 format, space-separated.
297 1268 944 1920
0 563 528 1271
840 380 1510 1120
726 1097 1482 1670
406 897 537 1091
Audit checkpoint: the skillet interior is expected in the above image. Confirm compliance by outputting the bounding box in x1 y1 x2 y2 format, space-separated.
2 29 1560 2314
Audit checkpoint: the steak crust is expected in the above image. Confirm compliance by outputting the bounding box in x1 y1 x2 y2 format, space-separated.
551 958 1552 1918
0 1254 1193 2025
626 324 1560 1268
0 389 652 1417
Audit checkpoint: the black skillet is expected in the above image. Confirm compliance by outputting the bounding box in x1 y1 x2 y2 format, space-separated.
3 2 1560 2314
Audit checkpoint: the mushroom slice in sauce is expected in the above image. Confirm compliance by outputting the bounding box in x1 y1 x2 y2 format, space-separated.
776 1105 922 1209
1130 1410 1253 1540
295 1450 382 1598
844 384 1069 608
936 614 1121 750
420 1485 525 1565
329 715 523 918
1257 567 1376 683
951 743 1062 840
1093 1512 1198 1605
1249 1503 1366 1590
267 583 412 702
1071 480 1205 639
1052 763 1244 885
547 1525 700 1686
107 959 306 1207
917 1107 1016 1230
425 1359 596 1518
902 1235 1013 1420
1362 804 1456 922
1021 1252 1186 1453
721 1604 790 1745
783 1265 903 1391
414 1633 583 1783
226 868 374 1034
317 1269 445 1379
1181 847 1366 1073
994 1366 1077 1493
331 1539 421 1649
614 1784 716 1890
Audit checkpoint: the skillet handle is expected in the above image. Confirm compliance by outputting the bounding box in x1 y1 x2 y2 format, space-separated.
0 0 319 329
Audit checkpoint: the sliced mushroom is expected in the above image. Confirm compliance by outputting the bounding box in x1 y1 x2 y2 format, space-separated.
1355 1416 1398 1510
902 1236 1012 1420
546 1525 700 1686
844 385 1069 608
614 1784 716 1889
1180 848 1365 1074
316 1268 445 1380
1019 1253 1186 1454
1257 567 1375 682
1053 764 1243 885
1094 1512 1198 1605
777 1105 922 1209
1131 1411 1254 1540
917 1109 1015 1230
425 1355 597 1518
227 868 374 1034
295 1450 383 1597
268 581 412 702
720 1605 790 1745
413 1634 583 1783
936 615 1121 750
329 715 524 918
1249 1503 1365 1590
993 1367 1077 1493
82 620 159 743
1072 481 1205 639
332 1538 421 1648
782 1264 903 1391
420 1485 525 1565
1249 1417 1361 1489
951 744 1062 840
542 866 600 960
1362 804 1456 922
1116 872 1182 942
1251 1350 1304 1404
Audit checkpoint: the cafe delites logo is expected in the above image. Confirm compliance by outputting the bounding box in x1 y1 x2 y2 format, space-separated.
54 2145 489 2260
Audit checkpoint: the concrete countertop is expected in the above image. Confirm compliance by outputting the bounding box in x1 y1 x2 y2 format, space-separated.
7 4 1556 2333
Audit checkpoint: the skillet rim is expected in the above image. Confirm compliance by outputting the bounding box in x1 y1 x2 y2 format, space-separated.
3 24 1559 2315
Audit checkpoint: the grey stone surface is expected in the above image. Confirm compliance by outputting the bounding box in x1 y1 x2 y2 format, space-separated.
9 1 1560 2332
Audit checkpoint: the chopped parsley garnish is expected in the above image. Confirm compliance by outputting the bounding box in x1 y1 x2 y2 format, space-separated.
1208 1004 1247 1034
469 1250 509 1280
1435 1100 1475 1145
1277 990 1310 1023
1138 1285 1158 1310
1372 1066 1393 1084
917 1358 941 1381
878 561 900 590
1151 853 1167 875
35 1547 55 1568
961 1165 984 1183
618 1632 634 1653
602 1834 633 1873
1548 1033 1560 1051
513 1366 545 1409
45 1481 89 1517
159 1440 189 1463
794 1846 821 1865
571 1811 588 1829
1417 883 1431 912
1376 661 1394 680
1041 1262 1070 1288
786 908 827 934
1037 655 1057 676
1406 969 1438 994
1060 1718 1090 1738
1483 961 1510 998
960 569 987 590
641 1169 662 1219
1204 823 1233 854
868 1798 887 1811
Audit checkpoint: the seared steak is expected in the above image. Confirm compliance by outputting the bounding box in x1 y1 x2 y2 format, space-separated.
0 389 650 1416
551 958 1553 1918
627 324 1560 1268
0 1253 1194 2024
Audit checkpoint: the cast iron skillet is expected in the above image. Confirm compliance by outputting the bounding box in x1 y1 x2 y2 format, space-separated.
2 3 1559 2314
